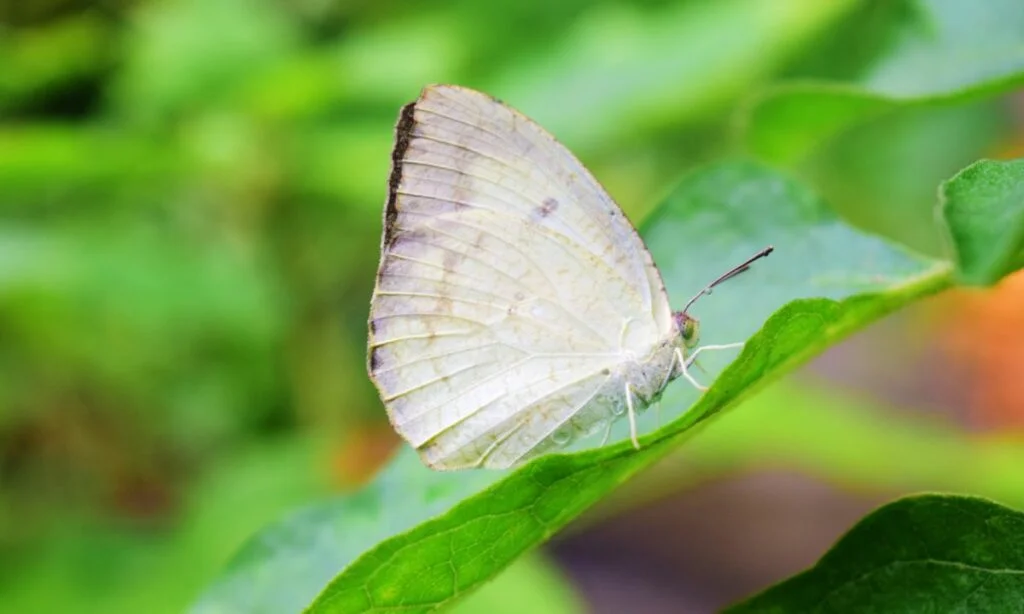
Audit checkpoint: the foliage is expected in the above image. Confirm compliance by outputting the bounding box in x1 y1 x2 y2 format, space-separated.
941 159 1024 285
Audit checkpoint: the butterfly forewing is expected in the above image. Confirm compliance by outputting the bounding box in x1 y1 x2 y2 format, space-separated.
369 85 672 469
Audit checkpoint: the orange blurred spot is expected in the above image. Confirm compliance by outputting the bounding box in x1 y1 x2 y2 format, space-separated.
330 423 401 487
941 270 1024 430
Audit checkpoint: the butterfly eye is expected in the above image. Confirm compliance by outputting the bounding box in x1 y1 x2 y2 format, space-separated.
681 317 700 348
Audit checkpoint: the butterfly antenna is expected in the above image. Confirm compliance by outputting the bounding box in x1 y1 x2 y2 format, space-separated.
681 246 774 314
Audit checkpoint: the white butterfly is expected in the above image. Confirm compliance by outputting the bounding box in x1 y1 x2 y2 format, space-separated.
368 84 771 470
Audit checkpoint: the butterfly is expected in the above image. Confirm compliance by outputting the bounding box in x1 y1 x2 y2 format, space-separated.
367 84 771 470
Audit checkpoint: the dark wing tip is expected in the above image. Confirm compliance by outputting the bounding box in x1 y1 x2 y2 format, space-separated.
383 100 418 246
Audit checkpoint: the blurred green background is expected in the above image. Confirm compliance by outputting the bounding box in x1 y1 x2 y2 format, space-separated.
3 0 1024 612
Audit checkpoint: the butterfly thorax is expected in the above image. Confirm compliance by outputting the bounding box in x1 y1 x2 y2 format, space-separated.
616 327 690 408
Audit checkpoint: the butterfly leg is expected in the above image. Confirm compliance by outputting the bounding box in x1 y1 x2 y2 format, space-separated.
651 346 680 426
685 342 744 367
659 346 682 390
617 317 636 350
599 418 613 447
678 347 707 391
680 342 746 391
624 382 640 450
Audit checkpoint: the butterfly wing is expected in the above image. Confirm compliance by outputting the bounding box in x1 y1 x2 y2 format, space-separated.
368 84 672 469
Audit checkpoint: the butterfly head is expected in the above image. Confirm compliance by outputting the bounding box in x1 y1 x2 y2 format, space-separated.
673 246 774 352
673 311 701 350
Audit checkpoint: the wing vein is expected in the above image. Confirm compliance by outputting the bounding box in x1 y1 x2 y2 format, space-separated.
372 341 515 375
382 361 502 402
397 163 637 295
369 330 475 348
395 224 611 347
424 89 658 318
415 104 580 192
387 233 541 297
379 272 519 305
375 290 508 312
401 211 630 339
398 187 637 296
422 365 610 450
506 374 612 466
394 353 615 426
406 128 617 248
371 311 491 329
386 252 527 298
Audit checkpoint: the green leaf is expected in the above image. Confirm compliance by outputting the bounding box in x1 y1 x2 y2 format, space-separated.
744 0 1024 164
726 494 1024 613
796 101 1007 256
450 553 584 614
742 85 896 165
193 160 951 614
602 380 1024 525
940 158 1024 285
